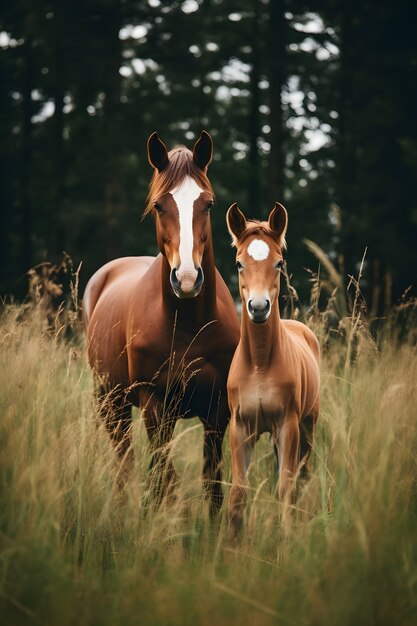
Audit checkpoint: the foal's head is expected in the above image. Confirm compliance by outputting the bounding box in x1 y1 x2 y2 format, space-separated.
226 202 288 324
146 131 215 298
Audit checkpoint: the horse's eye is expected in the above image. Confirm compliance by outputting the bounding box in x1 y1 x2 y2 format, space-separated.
205 200 214 213
236 260 243 271
154 201 162 213
275 260 284 270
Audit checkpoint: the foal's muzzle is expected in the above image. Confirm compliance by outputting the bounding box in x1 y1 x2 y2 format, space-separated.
247 297 271 323
170 266 204 298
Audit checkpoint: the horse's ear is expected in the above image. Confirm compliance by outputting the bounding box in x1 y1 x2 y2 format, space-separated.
268 202 288 246
226 203 247 246
147 132 169 172
193 130 213 170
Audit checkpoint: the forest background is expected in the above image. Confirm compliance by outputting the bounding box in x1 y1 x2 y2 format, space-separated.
1 0 416 309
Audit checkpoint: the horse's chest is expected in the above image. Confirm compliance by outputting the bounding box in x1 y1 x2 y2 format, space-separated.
154 353 218 390
131 338 227 414
238 376 288 431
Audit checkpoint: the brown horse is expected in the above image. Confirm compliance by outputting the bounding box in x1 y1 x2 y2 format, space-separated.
83 131 240 512
225 202 320 533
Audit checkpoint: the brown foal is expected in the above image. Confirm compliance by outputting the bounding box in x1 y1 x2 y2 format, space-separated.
226 202 320 533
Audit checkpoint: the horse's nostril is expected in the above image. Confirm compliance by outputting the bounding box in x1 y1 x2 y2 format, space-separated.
170 266 203 296
170 267 180 289
194 267 204 290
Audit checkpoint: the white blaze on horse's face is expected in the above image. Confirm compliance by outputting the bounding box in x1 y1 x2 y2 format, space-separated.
171 177 204 297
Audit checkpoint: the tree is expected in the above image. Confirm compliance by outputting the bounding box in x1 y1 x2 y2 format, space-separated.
0 0 416 309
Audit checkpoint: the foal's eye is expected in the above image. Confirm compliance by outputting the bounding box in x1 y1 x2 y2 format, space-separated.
275 260 284 270
236 260 243 271
205 200 214 213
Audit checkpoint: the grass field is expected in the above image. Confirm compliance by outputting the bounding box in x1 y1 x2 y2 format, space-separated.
1 294 417 626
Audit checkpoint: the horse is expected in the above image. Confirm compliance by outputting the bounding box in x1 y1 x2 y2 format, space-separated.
83 131 240 512
225 202 320 533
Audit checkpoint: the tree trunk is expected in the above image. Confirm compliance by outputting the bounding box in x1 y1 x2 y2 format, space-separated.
196 0 212 131
267 0 285 206
0 65 12 290
21 34 35 274
52 2 67 256
248 0 261 211
337 2 357 284
102 1 125 261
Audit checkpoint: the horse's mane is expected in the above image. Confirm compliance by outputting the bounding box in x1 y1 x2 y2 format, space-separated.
144 146 214 216
234 220 287 250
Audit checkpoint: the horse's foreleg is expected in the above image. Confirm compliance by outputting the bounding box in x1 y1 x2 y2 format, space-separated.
96 384 133 485
141 396 178 505
227 415 256 537
201 424 226 516
274 415 300 526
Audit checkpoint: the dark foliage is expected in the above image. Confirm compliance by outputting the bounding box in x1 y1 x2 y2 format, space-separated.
0 0 416 309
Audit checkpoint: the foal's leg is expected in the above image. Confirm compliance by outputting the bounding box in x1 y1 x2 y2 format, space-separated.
274 415 300 525
140 393 178 505
272 438 280 472
227 415 256 536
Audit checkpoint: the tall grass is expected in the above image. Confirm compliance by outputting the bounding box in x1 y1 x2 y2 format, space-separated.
1 291 417 625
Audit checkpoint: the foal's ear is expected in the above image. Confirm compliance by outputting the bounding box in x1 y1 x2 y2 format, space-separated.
226 203 247 246
193 130 213 170
268 202 288 246
147 132 169 172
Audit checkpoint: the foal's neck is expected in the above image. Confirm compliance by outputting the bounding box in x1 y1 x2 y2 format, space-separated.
241 302 282 369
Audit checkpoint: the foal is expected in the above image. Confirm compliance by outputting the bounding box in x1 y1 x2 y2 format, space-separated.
226 202 320 533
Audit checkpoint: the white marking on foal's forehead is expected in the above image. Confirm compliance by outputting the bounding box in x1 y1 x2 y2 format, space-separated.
247 239 270 261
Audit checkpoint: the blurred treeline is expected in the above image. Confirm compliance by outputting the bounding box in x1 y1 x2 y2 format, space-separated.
0 0 416 310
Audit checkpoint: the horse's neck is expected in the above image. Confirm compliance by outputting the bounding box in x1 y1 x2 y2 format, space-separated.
200 235 216 304
161 237 217 324
241 303 283 370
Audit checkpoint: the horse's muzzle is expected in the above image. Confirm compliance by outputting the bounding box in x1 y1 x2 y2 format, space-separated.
248 298 271 323
170 266 204 298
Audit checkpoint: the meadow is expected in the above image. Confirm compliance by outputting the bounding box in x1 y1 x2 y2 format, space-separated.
1 275 417 626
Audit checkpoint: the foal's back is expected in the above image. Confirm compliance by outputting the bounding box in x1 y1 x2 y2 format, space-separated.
280 319 320 420
282 319 320 361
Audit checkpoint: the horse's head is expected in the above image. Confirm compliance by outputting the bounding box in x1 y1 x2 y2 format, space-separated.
226 202 288 324
146 131 214 298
